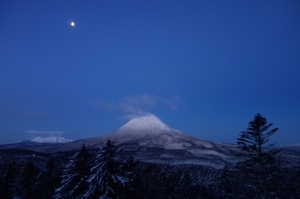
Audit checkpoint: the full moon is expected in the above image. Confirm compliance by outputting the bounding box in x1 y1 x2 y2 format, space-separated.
71 22 75 26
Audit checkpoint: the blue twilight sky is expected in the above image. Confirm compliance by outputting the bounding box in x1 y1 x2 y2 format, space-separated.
1 0 300 145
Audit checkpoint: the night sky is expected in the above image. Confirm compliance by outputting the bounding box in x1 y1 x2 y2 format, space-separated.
1 0 300 145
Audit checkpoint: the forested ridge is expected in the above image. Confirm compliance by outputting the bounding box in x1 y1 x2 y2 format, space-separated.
1 114 300 198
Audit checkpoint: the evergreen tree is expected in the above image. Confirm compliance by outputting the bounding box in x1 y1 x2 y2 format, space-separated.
0 161 17 198
153 165 178 198
36 157 61 199
119 156 139 199
85 140 123 199
177 172 194 199
216 165 243 199
53 145 93 199
284 163 300 198
134 163 162 199
16 160 40 199
236 113 281 198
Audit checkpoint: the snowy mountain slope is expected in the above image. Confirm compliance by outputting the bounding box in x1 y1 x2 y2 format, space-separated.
97 115 239 168
102 114 187 145
1 114 299 168
0 115 239 168
104 115 237 151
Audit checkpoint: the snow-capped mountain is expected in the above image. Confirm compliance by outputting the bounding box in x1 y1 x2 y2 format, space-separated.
1 114 299 168
31 136 73 143
103 114 233 150
102 114 184 145
96 114 239 167
118 114 172 132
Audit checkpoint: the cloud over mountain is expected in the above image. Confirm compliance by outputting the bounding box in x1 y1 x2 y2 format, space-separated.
91 94 181 119
26 130 65 136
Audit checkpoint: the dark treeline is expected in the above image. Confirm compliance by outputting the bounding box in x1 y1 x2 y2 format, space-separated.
1 114 300 198
0 141 216 199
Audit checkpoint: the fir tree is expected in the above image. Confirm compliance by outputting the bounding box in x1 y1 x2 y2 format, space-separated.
119 156 139 199
216 165 243 199
36 157 61 199
236 113 281 198
16 160 39 199
135 163 161 199
85 140 123 199
287 165 300 198
177 172 194 199
0 161 17 198
53 145 93 199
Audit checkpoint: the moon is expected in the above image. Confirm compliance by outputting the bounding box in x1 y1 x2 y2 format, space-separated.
71 22 75 27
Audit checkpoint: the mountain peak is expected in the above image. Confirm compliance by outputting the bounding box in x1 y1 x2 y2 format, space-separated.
120 114 171 132
102 114 180 145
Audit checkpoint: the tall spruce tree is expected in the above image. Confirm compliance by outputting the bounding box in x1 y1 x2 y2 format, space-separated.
84 140 123 199
216 165 236 199
16 160 40 199
36 157 61 199
0 161 17 198
118 156 139 199
53 145 93 199
236 113 281 198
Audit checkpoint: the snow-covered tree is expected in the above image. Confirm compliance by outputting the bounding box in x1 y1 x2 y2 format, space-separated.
176 172 195 198
118 156 138 199
236 113 281 198
286 164 300 198
16 160 39 199
53 145 93 199
216 165 243 199
84 140 123 199
0 161 17 198
36 157 61 199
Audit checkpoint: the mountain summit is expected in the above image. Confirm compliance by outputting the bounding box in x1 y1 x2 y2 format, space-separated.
102 114 226 151
119 114 171 133
1 114 299 168
99 114 239 167
0 114 239 168
101 114 180 145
